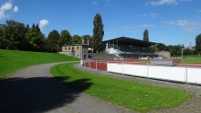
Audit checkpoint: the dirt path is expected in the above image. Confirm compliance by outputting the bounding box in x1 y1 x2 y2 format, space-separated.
0 62 134 113
75 64 201 113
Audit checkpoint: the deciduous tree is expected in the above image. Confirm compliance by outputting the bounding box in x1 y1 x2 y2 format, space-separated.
46 30 60 52
195 34 201 53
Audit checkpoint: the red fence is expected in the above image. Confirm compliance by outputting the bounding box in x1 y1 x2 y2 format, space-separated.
83 61 107 71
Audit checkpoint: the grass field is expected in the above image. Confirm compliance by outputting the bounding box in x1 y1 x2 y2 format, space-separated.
51 63 189 112
0 49 79 77
182 55 201 63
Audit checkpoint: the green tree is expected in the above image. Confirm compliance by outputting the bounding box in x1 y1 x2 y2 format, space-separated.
25 28 45 51
71 35 81 44
93 13 104 53
157 43 166 51
46 30 60 52
82 35 90 44
4 20 27 49
195 34 201 53
59 30 71 46
143 29 149 42
0 24 6 49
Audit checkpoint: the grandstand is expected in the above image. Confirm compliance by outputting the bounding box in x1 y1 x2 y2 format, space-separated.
102 36 158 60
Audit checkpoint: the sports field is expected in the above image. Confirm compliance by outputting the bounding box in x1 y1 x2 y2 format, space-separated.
182 55 201 63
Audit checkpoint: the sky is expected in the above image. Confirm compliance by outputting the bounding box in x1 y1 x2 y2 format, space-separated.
0 0 201 47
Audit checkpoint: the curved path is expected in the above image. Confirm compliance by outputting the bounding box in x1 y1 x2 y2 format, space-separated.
0 62 134 113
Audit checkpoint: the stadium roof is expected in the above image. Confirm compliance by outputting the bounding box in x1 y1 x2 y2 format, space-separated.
102 36 157 47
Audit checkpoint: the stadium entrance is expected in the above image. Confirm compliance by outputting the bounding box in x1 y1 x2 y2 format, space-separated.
102 37 158 60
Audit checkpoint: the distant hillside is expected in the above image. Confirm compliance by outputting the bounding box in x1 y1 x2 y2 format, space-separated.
0 49 79 77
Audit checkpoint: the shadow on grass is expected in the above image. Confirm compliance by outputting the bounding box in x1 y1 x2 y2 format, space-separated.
0 76 92 113
54 76 92 91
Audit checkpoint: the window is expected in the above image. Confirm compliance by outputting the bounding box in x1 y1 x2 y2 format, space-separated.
68 47 70 50
77 47 79 49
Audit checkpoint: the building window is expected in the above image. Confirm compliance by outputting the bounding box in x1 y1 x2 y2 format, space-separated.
77 47 79 49
68 47 70 50
65 47 67 50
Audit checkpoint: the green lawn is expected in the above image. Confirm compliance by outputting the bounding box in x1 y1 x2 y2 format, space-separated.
51 63 189 112
182 55 201 63
0 49 79 77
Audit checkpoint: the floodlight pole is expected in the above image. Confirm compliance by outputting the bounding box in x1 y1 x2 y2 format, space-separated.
181 48 184 62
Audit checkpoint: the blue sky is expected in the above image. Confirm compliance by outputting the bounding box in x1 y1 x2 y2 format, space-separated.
0 0 201 47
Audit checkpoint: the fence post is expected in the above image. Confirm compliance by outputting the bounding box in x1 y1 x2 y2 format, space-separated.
186 65 188 84
147 63 149 79
96 60 98 70
89 60 91 68
122 62 124 76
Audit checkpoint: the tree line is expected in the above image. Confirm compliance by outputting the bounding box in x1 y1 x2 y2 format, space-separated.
0 13 104 53
143 29 201 56
0 20 95 52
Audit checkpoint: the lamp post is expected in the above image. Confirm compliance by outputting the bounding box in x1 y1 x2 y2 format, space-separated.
181 48 184 62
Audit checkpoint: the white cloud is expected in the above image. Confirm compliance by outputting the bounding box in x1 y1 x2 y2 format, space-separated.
121 24 154 32
138 13 159 19
0 1 12 19
165 20 188 26
147 0 192 6
164 20 201 32
0 0 19 19
92 1 98 5
150 13 159 18
13 6 18 12
39 19 49 31
138 24 155 28
149 0 178 6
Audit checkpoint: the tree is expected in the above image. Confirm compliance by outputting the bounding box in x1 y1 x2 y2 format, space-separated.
71 35 81 44
93 13 104 53
157 43 166 51
0 24 6 49
143 29 149 42
59 30 71 45
25 28 45 51
82 35 90 44
4 20 27 49
195 34 201 53
46 30 60 52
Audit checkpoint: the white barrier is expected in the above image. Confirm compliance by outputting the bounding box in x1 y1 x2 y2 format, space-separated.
107 62 201 85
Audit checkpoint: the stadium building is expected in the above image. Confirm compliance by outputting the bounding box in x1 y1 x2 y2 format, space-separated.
102 36 158 60
61 36 160 60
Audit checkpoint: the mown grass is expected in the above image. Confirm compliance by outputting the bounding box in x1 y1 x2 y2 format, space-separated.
51 63 189 112
182 55 201 63
0 49 79 77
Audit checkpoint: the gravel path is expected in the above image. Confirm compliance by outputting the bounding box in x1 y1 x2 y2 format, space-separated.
0 62 134 113
75 64 201 113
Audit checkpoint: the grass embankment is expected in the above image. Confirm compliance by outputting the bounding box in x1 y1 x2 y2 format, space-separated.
0 49 79 77
182 55 201 63
51 63 189 112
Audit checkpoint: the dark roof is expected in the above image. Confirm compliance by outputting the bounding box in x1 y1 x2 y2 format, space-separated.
102 36 157 47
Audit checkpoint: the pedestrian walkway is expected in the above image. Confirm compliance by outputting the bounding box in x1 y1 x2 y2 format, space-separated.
0 62 135 113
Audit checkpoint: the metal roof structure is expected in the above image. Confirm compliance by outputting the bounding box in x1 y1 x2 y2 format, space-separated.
102 36 157 47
